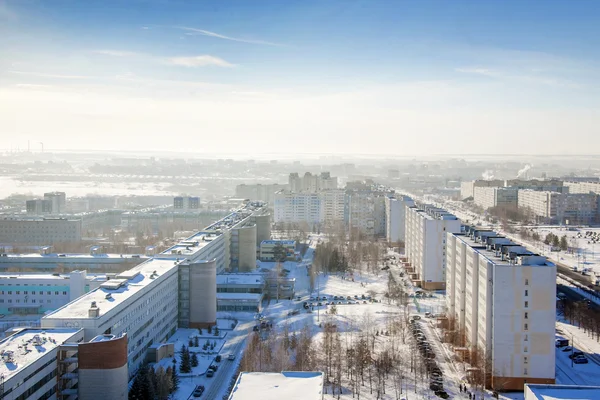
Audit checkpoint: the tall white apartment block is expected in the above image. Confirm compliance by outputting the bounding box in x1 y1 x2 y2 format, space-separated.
405 205 460 290
287 172 338 193
518 190 597 225
460 180 504 200
385 195 414 243
446 227 556 391
473 186 518 210
273 190 345 230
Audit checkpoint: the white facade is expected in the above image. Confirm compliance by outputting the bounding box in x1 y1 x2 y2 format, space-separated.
446 228 556 390
273 190 345 229
405 205 461 289
518 190 597 225
41 202 268 377
473 186 518 210
0 271 91 317
460 180 504 200
44 192 67 214
385 196 414 243
287 172 338 193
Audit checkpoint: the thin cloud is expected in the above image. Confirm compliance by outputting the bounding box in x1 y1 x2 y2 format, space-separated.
455 67 499 78
8 70 92 79
179 27 282 46
167 55 235 68
94 49 142 57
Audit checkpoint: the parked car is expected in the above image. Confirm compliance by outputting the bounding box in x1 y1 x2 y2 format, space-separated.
228 353 236 361
574 356 589 364
209 364 218 371
215 355 221 362
193 385 205 397
206 370 215 377
569 351 585 359
555 338 569 348
562 346 573 352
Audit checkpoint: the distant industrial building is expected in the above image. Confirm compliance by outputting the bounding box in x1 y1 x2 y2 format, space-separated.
446 227 556 390
404 205 461 289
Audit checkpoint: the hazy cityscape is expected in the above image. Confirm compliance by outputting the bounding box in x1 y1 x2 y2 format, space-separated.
2 1 600 400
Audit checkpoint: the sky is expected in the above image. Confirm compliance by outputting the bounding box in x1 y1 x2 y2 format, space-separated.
1 0 600 156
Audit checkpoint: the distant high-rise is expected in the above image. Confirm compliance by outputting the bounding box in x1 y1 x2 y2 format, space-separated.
44 191 66 214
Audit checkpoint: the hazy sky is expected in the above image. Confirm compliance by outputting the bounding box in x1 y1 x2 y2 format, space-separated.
1 0 600 155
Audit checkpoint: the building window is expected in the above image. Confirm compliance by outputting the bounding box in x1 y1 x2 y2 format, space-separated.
524 312 528 319
525 289 529 296
525 278 529 285
524 323 528 331
524 368 528 375
16 291 20 295
525 301 529 308
524 334 528 341
32 291 36 295
524 356 528 364
55 291 59 295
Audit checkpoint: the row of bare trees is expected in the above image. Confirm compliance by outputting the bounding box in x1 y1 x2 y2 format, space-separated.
239 309 439 399
562 298 600 341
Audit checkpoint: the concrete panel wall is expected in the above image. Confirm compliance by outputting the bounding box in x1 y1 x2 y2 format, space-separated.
189 259 217 327
237 225 257 272
254 214 271 245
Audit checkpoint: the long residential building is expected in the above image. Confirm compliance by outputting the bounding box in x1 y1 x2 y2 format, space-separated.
404 205 461 290
288 172 338 192
0 217 82 245
473 186 518 210
446 227 556 390
460 180 504 200
517 190 597 225
384 195 414 243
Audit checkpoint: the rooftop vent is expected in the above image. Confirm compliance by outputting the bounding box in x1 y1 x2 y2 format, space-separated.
2 350 15 363
89 301 100 318
105 293 113 300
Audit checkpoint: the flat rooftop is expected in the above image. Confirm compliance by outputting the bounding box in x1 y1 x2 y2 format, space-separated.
229 371 323 400
454 234 553 268
0 328 81 382
526 384 600 400
42 257 180 320
217 274 264 286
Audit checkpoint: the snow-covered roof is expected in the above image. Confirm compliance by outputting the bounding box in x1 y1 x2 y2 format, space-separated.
0 328 82 382
526 384 600 400
229 371 323 400
216 274 264 286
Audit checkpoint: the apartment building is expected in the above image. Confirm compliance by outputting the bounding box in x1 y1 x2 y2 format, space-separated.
460 179 504 200
273 190 345 230
173 196 200 211
384 195 415 243
473 187 518 210
235 183 288 204
505 179 564 192
0 328 129 400
288 172 338 193
44 192 67 214
564 180 600 194
0 217 82 245
405 205 461 289
446 227 556 390
26 199 52 215
518 190 597 225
